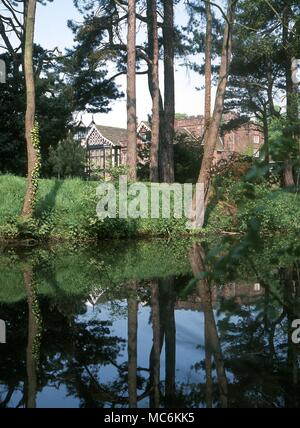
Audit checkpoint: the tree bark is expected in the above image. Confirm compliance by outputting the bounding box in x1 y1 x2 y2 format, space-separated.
147 0 160 182
22 0 38 217
127 0 137 181
197 0 236 207
262 107 270 165
204 1 212 142
161 0 175 183
282 3 295 188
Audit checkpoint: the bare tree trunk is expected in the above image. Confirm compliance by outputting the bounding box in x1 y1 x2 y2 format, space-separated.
147 0 160 182
127 0 137 181
204 1 212 141
282 3 295 188
262 107 270 165
128 282 138 408
22 0 38 217
197 0 236 207
161 0 175 183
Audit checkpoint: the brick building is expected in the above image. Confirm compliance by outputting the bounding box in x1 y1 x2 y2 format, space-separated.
172 114 264 163
76 114 264 174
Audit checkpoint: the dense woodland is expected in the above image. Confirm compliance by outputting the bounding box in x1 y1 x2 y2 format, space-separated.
0 0 299 234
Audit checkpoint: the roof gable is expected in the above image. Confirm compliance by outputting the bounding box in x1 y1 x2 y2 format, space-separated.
83 124 128 147
95 125 127 146
137 121 151 133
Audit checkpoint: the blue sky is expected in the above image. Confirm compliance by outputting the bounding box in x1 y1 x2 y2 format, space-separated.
35 0 206 128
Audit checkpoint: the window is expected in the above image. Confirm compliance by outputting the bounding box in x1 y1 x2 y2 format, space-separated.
253 135 260 145
253 148 260 158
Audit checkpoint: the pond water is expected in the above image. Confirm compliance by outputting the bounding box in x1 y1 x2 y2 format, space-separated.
0 237 299 408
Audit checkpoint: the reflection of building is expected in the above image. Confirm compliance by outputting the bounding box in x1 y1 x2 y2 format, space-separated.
175 282 264 311
75 114 264 175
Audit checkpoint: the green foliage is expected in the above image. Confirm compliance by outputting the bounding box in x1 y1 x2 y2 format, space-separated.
207 176 300 234
269 116 299 161
174 133 202 183
30 122 42 211
1 172 299 242
48 134 86 179
89 164 129 182
0 50 72 177
0 175 194 241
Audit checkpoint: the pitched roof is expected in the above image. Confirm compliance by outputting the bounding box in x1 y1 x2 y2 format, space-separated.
138 121 151 130
95 125 127 146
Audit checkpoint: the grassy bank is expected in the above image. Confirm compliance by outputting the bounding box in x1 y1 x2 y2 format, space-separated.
0 174 189 241
0 174 299 242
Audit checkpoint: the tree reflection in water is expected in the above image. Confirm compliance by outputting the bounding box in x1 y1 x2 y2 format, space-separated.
0 240 299 408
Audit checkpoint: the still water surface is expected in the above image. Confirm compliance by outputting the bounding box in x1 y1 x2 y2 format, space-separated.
0 238 299 408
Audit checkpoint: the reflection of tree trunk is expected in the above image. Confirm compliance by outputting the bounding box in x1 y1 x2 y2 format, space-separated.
159 278 176 407
189 245 228 408
128 282 138 408
0 384 17 408
204 329 213 408
24 268 39 409
149 281 160 407
283 266 299 407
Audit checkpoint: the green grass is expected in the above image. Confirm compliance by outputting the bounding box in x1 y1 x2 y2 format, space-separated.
1 174 299 242
0 174 190 241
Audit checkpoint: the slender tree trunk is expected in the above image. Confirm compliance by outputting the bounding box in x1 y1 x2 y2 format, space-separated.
147 0 160 182
262 109 270 165
128 282 138 408
161 0 175 183
204 1 212 142
282 4 295 188
197 0 236 207
22 0 38 217
127 0 137 181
